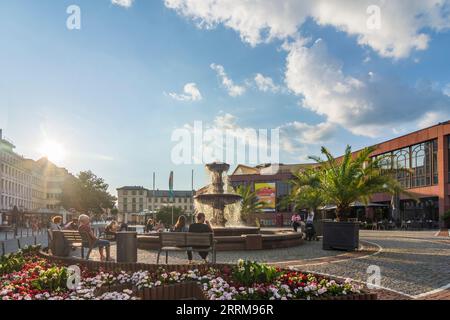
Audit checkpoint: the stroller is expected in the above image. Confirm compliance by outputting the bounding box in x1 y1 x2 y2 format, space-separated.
305 222 318 241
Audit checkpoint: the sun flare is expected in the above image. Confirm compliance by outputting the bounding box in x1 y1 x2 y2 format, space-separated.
39 140 66 163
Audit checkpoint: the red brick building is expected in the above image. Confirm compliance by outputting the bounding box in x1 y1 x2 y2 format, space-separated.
229 121 450 226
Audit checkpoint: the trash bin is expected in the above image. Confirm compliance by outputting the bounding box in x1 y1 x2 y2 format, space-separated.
116 232 137 263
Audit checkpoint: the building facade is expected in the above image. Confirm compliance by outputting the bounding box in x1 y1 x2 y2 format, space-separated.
229 121 450 226
117 186 195 223
0 130 71 225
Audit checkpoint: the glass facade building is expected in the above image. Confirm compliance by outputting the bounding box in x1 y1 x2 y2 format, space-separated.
230 122 450 226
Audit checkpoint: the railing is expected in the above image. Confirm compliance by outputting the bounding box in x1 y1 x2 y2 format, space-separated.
0 228 48 255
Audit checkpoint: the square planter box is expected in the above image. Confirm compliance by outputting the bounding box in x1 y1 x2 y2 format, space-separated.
323 221 359 251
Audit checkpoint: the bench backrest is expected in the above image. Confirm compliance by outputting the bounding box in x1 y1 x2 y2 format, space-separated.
60 230 91 246
160 233 187 247
186 233 213 247
60 230 82 242
159 232 214 247
47 229 53 241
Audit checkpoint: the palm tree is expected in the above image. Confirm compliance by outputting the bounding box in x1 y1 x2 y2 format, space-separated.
288 168 325 217
308 145 413 221
236 184 266 223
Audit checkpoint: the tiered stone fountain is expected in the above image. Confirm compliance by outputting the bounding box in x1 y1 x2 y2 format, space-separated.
194 162 260 237
194 162 242 227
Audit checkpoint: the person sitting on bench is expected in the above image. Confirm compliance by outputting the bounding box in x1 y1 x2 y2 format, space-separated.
187 212 212 264
78 214 113 262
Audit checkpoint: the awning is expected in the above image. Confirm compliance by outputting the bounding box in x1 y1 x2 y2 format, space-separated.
319 202 389 211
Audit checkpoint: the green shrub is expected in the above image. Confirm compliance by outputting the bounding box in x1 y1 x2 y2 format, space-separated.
232 260 281 287
31 266 69 292
0 245 42 276
0 253 25 276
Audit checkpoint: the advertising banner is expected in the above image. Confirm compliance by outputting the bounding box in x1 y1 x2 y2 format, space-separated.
255 182 276 212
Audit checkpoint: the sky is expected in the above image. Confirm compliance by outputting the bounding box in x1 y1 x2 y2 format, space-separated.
1 0 450 195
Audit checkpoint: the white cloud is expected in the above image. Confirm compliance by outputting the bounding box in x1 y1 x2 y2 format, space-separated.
210 63 246 97
182 113 333 164
254 73 280 93
112 0 134 8
418 111 450 129
165 0 450 59
444 83 450 97
169 83 203 101
279 121 337 146
284 38 450 137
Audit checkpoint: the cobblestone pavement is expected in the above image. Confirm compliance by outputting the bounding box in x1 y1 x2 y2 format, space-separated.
297 231 450 299
84 230 450 300
88 238 347 265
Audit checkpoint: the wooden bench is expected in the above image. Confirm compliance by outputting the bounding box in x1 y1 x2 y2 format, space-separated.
58 230 94 260
157 232 216 265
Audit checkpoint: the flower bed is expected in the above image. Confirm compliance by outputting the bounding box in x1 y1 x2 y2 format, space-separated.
1 247 376 300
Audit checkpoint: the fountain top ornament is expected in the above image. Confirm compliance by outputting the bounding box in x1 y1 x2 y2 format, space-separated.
195 162 242 227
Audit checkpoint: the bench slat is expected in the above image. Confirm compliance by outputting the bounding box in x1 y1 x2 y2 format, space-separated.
186 233 213 247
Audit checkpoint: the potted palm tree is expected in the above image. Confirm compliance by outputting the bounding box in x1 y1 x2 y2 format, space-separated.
307 145 411 251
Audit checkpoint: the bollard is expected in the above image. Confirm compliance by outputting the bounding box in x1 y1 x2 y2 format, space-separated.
34 236 37 246
17 238 21 250
1 242 5 256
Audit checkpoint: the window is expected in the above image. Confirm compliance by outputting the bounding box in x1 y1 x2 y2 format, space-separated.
411 144 428 187
393 148 411 188
375 139 438 189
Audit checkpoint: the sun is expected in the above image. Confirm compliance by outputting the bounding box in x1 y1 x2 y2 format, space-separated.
39 140 66 163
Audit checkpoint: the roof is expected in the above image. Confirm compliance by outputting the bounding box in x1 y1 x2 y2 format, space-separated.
151 190 194 197
230 163 318 176
117 187 194 197
117 186 148 191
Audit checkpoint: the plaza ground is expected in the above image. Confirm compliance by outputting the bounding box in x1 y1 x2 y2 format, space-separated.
90 230 450 300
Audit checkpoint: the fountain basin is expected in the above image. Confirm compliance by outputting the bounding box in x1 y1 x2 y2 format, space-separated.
137 228 303 252
212 227 260 237
195 193 243 206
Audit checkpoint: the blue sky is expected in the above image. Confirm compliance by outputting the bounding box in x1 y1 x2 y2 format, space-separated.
1 0 450 194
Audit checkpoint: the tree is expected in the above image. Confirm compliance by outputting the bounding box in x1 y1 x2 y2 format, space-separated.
61 171 116 215
308 146 413 221
155 206 186 227
288 168 325 217
236 185 266 223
